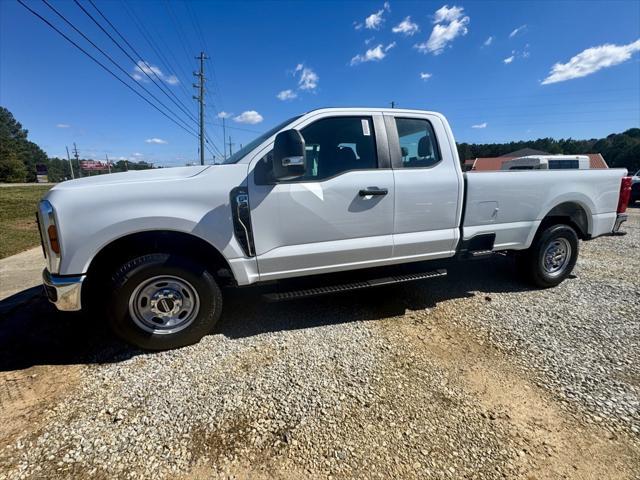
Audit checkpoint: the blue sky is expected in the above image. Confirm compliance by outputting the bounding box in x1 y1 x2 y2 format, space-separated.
1 0 639 166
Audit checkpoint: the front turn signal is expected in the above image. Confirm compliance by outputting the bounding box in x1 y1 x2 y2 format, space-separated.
47 225 60 254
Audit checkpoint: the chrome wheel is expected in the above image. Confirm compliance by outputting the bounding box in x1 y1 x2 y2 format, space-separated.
541 238 572 278
128 275 200 335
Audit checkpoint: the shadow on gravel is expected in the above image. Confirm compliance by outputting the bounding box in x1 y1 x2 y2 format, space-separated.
0 255 534 371
218 255 533 339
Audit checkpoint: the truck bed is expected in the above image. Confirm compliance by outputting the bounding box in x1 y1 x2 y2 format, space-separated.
462 169 626 250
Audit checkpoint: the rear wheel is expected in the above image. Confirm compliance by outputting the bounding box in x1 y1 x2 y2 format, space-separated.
107 253 222 350
517 224 579 288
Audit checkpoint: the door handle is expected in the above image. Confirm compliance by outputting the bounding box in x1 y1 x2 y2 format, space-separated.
359 187 388 196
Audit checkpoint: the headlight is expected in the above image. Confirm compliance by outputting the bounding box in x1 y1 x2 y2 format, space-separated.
37 200 61 273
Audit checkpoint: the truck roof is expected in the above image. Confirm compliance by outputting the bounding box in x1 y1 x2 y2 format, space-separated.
304 107 444 116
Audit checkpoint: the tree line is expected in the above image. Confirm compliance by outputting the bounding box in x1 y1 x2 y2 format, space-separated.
457 128 640 172
1 106 639 183
0 106 152 183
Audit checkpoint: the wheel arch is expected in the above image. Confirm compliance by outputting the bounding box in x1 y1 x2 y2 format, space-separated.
537 201 591 240
85 230 235 286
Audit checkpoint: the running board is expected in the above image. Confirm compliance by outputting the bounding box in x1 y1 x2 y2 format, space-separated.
469 249 494 258
263 269 447 302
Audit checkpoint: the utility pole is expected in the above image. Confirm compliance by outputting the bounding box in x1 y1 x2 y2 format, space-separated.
227 136 234 156
73 142 82 177
193 51 208 166
65 146 75 179
105 153 111 174
222 116 227 160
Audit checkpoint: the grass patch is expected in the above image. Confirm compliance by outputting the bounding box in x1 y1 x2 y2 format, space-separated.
0 185 52 259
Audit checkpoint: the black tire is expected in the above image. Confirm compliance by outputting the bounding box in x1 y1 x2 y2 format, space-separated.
517 224 579 288
106 253 222 350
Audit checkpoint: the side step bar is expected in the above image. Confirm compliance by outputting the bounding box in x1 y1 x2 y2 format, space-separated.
263 269 447 302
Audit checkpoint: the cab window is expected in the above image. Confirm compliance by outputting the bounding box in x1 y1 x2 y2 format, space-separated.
300 116 378 180
395 118 441 168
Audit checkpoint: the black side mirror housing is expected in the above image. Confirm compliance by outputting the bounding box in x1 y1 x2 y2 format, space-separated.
273 129 306 181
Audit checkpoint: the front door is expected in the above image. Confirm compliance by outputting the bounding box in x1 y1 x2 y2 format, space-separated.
248 113 395 281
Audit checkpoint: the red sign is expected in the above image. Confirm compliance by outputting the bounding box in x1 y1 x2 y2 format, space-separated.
80 160 110 171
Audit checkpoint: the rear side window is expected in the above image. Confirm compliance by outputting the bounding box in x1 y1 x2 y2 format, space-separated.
394 118 441 168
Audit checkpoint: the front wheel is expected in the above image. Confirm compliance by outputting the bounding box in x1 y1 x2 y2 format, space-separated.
107 253 222 350
517 224 579 288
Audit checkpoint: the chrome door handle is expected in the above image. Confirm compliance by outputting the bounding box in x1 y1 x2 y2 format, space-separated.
359 187 388 196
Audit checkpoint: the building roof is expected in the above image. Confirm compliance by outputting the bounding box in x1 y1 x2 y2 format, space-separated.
469 153 608 171
499 148 550 157
586 153 608 169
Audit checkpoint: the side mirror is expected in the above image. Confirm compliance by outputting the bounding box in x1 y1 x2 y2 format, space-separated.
273 129 306 181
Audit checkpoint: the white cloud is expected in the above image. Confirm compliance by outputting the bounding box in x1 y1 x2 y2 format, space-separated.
393 16 419 36
217 111 231 119
433 5 464 23
416 5 469 55
365 36 375 45
542 39 640 85
234 111 263 124
420 72 432 80
484 36 493 46
503 55 515 64
145 138 168 144
365 10 384 29
361 2 390 30
350 43 396 65
56 123 70 128
509 25 526 38
298 67 319 90
278 64 319 99
132 152 144 157
132 61 179 85
277 89 298 101
471 122 487 129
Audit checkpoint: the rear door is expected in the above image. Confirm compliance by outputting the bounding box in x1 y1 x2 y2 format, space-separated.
248 112 395 281
384 113 462 261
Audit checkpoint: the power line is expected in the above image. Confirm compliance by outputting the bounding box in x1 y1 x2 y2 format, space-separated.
428 87 639 105
435 97 640 113
18 0 197 137
453 107 640 121
163 0 195 69
120 0 193 105
76 0 199 128
206 121 264 134
452 117 639 128
119 0 222 156
40 0 197 134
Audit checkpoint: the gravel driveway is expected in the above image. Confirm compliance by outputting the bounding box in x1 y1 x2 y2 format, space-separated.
1 208 638 479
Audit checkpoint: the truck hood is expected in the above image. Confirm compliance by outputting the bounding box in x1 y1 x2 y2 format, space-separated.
51 165 211 190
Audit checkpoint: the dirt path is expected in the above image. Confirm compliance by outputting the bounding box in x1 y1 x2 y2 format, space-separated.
377 302 639 479
0 365 80 450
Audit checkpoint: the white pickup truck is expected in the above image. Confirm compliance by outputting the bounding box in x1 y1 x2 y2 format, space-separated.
38 108 631 350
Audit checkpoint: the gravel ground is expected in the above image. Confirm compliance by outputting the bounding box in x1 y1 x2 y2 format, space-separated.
0 208 638 479
440 210 640 436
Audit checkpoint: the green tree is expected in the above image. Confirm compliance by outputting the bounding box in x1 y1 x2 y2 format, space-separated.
0 106 48 182
0 151 28 182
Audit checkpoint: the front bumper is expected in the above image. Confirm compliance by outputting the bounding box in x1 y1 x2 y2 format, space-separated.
42 269 85 311
613 213 628 234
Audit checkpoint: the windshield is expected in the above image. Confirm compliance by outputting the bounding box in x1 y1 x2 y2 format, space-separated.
221 115 302 164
